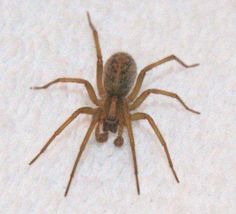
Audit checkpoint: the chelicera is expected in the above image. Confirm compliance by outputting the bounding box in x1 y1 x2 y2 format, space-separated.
29 12 200 196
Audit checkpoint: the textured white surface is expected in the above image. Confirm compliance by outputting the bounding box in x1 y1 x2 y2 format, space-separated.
0 1 236 213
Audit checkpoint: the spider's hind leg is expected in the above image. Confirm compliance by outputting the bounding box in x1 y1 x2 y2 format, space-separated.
128 55 199 102
87 12 105 97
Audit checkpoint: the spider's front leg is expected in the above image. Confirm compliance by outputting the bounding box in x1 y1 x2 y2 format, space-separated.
65 110 101 196
31 77 100 106
127 55 199 102
29 107 97 165
129 88 200 114
131 112 179 183
123 101 140 195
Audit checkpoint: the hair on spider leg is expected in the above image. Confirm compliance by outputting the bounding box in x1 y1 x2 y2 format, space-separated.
29 11 200 197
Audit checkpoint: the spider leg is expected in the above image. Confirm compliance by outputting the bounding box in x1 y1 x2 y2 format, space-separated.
127 55 199 102
123 101 140 195
129 88 200 114
64 110 100 196
131 112 179 183
31 77 100 106
87 12 105 97
29 107 97 165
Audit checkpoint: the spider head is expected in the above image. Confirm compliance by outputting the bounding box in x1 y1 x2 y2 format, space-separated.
102 96 119 133
103 119 118 133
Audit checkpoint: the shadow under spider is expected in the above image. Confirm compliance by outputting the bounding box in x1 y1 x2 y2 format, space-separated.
29 11 200 197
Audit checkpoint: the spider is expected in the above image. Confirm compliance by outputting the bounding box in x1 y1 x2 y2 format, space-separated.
29 12 200 197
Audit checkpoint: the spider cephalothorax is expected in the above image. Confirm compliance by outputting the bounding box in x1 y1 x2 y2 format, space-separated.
29 12 200 197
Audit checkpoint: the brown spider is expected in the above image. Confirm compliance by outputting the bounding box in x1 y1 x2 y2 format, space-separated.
29 12 200 197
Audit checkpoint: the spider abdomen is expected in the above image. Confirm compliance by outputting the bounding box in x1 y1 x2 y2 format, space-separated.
103 52 137 97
